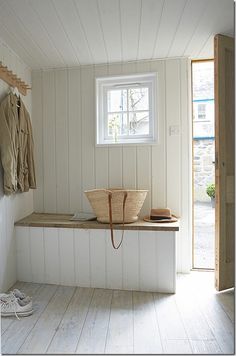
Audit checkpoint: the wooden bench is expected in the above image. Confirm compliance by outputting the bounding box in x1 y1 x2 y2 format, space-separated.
15 213 179 293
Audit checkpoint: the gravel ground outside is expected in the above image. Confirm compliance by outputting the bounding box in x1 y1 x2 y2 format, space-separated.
193 201 215 269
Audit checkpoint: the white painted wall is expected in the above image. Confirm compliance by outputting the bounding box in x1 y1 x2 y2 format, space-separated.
0 39 33 292
32 58 192 272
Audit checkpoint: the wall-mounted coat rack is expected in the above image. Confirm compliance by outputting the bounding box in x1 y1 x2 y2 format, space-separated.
0 61 31 96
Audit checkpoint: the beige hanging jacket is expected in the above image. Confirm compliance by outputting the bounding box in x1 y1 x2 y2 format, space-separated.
0 93 36 194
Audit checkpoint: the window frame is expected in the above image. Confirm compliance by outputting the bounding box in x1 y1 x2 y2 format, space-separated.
96 73 158 146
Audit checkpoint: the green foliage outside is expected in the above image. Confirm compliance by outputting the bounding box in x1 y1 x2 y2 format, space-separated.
206 183 215 199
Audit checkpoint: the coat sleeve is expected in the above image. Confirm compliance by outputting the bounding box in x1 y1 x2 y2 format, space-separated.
26 113 36 189
0 103 16 194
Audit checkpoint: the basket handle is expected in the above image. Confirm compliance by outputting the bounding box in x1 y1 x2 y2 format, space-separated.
108 191 128 249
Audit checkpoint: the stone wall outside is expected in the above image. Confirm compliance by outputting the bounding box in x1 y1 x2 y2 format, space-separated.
193 138 215 202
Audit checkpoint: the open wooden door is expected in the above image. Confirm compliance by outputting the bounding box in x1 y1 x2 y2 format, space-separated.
215 34 235 291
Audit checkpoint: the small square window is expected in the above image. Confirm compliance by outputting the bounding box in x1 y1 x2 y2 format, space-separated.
96 73 157 145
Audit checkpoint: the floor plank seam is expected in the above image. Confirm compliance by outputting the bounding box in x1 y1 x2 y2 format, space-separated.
180 293 224 354
16 284 60 353
103 289 113 354
45 286 77 353
173 294 194 353
152 292 164 353
74 287 96 353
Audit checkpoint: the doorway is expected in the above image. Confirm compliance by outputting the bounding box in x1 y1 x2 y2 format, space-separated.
192 60 215 270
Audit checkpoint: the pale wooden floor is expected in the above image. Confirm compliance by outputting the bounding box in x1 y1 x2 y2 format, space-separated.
1 272 234 354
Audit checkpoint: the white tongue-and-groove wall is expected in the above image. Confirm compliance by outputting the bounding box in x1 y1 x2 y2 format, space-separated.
32 58 192 273
0 39 33 292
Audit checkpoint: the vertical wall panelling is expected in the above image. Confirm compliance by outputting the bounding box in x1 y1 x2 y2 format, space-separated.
55 69 69 213
150 60 166 208
0 38 33 292
165 59 182 271
74 229 91 287
15 226 177 292
107 62 123 188
32 71 44 212
108 147 123 188
137 146 152 216
30 227 45 283
68 67 82 213
42 70 57 213
122 230 139 290
90 229 106 288
44 228 60 284
165 59 181 215
122 147 137 189
81 66 95 212
16 227 32 282
180 58 192 272
32 58 191 273
121 60 139 191
95 65 109 188
156 231 176 293
139 231 157 292
59 228 75 286
106 230 123 289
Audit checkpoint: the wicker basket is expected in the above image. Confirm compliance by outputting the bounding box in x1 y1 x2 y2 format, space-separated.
84 189 148 223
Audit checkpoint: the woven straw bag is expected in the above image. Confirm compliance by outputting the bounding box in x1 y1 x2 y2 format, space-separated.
85 189 148 249
85 189 148 223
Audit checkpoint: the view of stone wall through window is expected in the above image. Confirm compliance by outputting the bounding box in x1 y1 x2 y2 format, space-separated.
192 60 215 269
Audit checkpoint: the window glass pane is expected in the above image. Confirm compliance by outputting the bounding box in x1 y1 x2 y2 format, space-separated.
107 89 127 112
128 87 149 111
108 113 128 138
129 111 149 135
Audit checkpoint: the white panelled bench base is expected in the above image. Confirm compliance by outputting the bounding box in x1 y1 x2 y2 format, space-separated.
15 226 177 293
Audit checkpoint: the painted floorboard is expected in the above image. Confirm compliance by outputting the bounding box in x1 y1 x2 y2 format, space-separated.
133 291 163 354
76 289 112 354
18 286 75 354
47 287 94 354
153 293 189 340
105 290 133 354
1 273 234 355
162 339 193 354
196 294 234 354
174 291 216 341
190 340 223 354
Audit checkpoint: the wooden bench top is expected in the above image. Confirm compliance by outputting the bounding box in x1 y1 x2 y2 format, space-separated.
15 213 179 232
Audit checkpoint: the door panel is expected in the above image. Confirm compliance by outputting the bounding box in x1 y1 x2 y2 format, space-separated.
214 34 235 291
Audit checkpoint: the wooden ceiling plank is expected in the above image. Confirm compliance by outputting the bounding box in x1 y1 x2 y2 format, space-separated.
8 0 65 68
30 0 79 66
184 0 234 59
0 2 51 67
153 0 187 59
0 21 41 69
138 0 164 60
167 0 207 58
120 0 142 62
97 0 122 63
74 0 108 64
53 0 93 65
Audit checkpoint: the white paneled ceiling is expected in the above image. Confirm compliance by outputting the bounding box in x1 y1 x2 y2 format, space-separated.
0 0 234 69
